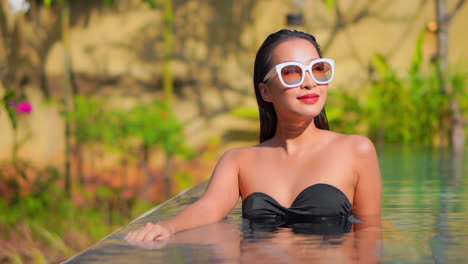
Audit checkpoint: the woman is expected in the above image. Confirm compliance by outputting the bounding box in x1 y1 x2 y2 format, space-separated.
125 29 382 243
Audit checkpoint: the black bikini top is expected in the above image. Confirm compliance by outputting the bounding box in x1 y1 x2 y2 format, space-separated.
242 184 353 235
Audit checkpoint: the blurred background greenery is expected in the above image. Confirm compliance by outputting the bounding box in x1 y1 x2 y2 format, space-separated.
0 0 467 263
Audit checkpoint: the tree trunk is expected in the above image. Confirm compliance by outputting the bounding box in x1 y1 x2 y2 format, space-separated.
75 142 84 187
141 144 152 200
436 0 465 154
164 153 173 199
162 0 174 104
61 1 73 198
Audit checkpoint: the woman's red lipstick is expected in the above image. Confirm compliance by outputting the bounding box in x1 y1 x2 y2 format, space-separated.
298 93 319 104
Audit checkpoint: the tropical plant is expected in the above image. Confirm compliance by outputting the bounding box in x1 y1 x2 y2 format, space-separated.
71 96 194 198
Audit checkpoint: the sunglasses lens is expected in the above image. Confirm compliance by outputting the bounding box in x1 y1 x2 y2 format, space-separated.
280 65 303 86
312 61 333 83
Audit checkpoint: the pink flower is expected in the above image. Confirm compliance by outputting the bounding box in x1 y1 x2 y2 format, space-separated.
16 102 32 114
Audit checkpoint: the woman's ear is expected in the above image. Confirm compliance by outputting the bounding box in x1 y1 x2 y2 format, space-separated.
259 82 272 102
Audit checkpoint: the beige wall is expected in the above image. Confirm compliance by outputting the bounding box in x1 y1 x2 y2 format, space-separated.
1 0 467 166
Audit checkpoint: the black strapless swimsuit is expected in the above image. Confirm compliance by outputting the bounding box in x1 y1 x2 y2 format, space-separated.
242 183 353 235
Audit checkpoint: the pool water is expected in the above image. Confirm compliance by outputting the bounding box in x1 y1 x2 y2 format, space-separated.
379 146 468 263
63 146 468 263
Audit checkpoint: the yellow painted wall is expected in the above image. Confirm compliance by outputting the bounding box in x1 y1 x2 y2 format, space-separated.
0 0 467 166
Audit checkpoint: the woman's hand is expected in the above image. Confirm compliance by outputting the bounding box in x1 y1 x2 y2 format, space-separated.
125 149 240 245
125 222 174 243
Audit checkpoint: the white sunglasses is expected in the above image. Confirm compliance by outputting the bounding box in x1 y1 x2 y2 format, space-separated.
263 58 335 88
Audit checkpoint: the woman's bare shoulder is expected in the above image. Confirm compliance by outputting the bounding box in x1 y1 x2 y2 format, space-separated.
219 145 262 162
346 134 377 157
326 131 377 156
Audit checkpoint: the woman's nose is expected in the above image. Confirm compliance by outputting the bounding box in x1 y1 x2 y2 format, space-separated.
301 70 316 89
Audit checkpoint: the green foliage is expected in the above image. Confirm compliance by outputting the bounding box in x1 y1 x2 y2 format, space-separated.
43 0 158 8
327 90 364 135
363 31 447 144
71 96 193 159
72 96 106 144
449 65 468 110
450 66 468 140
328 29 467 146
174 169 194 191
0 161 155 263
322 0 336 10
0 162 63 226
231 106 259 120
143 0 158 8
128 102 193 157
1 89 18 130
103 0 158 8
30 222 72 256
409 31 425 76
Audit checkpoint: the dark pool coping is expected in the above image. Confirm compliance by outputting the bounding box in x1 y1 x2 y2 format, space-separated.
61 181 215 263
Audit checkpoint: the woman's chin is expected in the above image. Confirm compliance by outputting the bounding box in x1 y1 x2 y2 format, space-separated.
297 106 324 119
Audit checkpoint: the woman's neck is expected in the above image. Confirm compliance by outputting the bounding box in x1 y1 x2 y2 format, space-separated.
269 116 324 155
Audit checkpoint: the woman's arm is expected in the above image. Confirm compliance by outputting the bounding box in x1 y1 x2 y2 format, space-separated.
350 136 383 263
351 136 382 217
125 149 241 242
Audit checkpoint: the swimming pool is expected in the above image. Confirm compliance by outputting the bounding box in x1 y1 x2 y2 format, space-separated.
63 146 468 263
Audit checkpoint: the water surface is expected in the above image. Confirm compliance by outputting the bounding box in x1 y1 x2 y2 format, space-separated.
63 146 468 263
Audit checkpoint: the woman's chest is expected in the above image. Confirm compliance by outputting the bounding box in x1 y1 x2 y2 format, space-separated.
238 150 357 207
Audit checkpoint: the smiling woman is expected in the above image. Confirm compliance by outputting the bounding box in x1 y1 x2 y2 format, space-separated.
125 29 382 246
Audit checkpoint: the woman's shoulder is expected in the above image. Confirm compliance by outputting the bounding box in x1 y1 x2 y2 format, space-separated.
219 144 276 168
222 144 264 157
326 131 377 157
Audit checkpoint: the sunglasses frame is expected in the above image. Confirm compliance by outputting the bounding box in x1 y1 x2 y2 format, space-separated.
263 58 335 88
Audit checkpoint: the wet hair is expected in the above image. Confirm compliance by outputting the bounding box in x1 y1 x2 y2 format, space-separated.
253 29 330 143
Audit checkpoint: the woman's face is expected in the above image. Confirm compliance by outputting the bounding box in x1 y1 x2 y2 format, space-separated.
260 38 328 121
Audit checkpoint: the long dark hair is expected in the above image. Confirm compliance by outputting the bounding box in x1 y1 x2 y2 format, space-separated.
253 29 330 143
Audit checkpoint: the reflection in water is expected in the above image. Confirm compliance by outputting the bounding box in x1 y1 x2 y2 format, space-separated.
380 146 468 263
242 217 353 235
240 216 382 264
119 216 382 264
430 150 464 263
